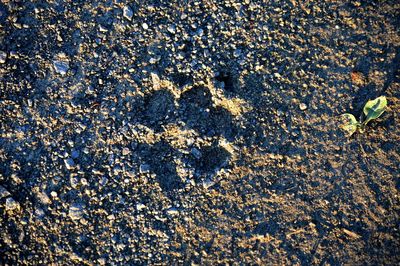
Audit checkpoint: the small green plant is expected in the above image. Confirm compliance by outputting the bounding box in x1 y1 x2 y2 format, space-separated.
341 96 387 136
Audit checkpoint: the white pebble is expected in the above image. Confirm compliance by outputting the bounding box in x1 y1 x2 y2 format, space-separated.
299 103 307 111
64 158 75 170
123 6 133 21
167 25 176 34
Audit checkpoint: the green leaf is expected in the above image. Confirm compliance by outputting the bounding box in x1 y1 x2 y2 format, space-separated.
363 96 387 125
341 113 360 136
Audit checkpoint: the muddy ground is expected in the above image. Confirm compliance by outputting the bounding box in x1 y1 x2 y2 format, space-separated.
0 0 399 265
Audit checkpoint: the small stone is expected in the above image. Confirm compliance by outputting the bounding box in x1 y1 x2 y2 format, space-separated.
35 208 45 219
70 176 80 188
136 203 146 211
113 165 122 175
151 72 161 89
123 6 133 21
5 197 20 212
37 191 52 204
0 185 10 199
186 138 195 146
139 164 150 173
166 207 179 216
9 51 18 59
122 147 130 156
99 25 108 32
0 51 7 64
69 203 84 220
50 191 58 197
126 171 135 178
202 178 215 189
299 103 307 111
233 49 242 58
92 169 104 175
53 60 69 76
81 178 88 186
100 176 108 186
142 23 149 30
191 148 202 159
167 25 176 34
64 158 75 170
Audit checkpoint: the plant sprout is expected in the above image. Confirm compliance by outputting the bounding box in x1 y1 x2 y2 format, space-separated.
341 96 387 136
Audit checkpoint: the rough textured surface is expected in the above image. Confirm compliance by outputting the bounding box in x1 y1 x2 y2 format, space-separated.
0 0 399 265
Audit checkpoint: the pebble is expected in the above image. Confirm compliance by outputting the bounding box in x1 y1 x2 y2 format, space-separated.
299 103 308 111
142 23 149 30
139 164 150 173
98 258 106 265
233 49 242 58
0 185 10 198
191 148 202 159
81 178 88 186
136 203 146 211
100 177 108 186
0 51 6 64
68 203 84 220
37 191 52 204
70 176 80 188
53 60 69 76
167 25 176 34
166 207 179 216
5 197 20 212
122 147 130 156
99 25 108 32
202 178 215 189
123 6 133 21
64 158 75 170
35 208 45 219
149 57 158 64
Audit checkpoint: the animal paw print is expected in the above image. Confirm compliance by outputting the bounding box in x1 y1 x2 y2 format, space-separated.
130 73 248 193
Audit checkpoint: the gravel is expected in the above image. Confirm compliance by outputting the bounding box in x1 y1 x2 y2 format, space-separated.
0 0 399 265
